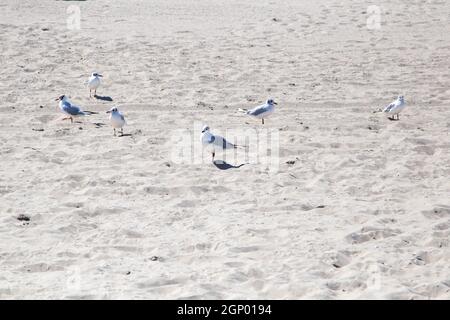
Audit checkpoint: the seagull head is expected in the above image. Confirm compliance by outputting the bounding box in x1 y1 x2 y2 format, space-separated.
92 72 103 78
398 95 404 102
267 99 278 105
55 95 66 101
201 125 210 133
106 107 118 114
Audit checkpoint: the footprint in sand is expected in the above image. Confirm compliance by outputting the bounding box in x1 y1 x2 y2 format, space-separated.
346 227 402 244
422 206 450 219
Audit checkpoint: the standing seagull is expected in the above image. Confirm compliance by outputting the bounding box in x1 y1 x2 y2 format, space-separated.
383 95 405 120
55 95 98 123
87 72 103 98
106 106 126 136
200 125 242 162
239 99 277 124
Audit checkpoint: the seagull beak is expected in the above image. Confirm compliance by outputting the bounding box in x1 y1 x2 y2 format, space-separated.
98 74 103 77
55 97 60 101
106 110 111 113
274 102 278 105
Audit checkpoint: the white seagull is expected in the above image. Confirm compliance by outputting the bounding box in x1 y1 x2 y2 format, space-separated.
106 106 126 136
55 95 98 123
383 95 405 120
200 125 243 162
239 99 277 124
87 72 103 97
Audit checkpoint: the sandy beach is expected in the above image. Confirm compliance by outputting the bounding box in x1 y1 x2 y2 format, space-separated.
0 0 449 299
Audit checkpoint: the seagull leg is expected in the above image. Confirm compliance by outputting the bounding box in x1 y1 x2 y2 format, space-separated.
94 89 97 97
262 118 265 125
114 128 116 136
212 152 215 162
120 128 124 136
89 89 92 98
70 117 73 124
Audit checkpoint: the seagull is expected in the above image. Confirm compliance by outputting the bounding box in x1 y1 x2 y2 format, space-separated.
87 72 103 98
55 95 98 123
239 99 277 124
106 106 126 136
383 95 405 120
200 125 244 162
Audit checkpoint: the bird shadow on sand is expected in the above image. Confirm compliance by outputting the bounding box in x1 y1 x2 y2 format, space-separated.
213 160 246 170
118 133 133 137
93 122 107 128
94 95 113 102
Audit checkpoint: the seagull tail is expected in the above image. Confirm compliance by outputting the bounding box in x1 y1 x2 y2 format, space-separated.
238 108 248 114
234 144 249 151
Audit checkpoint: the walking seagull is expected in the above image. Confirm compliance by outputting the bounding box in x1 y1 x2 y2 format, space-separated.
87 72 103 98
55 95 98 123
200 125 245 162
106 106 126 136
383 95 405 120
239 99 277 124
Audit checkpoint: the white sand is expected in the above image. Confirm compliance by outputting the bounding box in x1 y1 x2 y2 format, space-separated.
0 0 449 299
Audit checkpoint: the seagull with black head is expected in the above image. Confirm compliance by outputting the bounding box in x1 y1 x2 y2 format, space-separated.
55 95 98 123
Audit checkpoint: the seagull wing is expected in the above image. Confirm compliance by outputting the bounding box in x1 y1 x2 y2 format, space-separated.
213 135 236 149
383 101 397 113
61 101 84 116
248 103 269 116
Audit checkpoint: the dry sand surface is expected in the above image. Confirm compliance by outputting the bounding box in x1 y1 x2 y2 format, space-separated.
0 0 449 299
